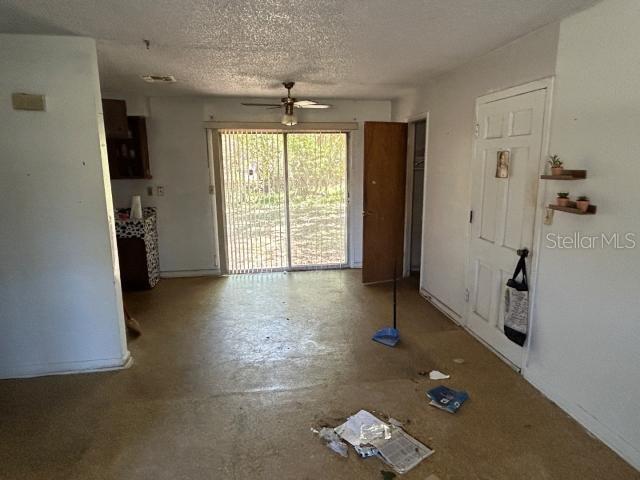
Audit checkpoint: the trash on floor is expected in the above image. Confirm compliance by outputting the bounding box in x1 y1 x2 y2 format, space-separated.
387 417 403 428
313 426 349 457
452 358 465 364
327 439 349 457
354 444 378 458
370 425 434 474
428 370 450 380
335 409 388 447
426 385 469 414
332 409 434 474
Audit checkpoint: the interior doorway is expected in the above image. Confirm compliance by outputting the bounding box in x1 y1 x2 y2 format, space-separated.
214 130 348 274
362 122 408 284
408 118 426 274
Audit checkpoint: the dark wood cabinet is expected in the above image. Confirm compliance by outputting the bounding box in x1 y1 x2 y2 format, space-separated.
102 99 128 138
106 116 151 179
115 209 160 290
117 238 151 290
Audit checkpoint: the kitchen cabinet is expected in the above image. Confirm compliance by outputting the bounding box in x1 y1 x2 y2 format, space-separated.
106 116 151 179
102 99 128 138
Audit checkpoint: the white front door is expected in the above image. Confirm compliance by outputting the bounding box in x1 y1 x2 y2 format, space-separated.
466 87 547 368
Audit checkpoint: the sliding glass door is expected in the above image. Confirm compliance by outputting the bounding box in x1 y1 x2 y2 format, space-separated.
218 130 347 274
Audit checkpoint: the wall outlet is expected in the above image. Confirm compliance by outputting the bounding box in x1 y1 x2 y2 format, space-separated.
157 186 165 196
146 186 153 196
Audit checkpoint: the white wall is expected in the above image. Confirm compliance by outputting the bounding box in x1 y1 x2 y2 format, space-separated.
0 35 129 378
524 0 640 469
393 1 640 469
109 96 391 273
110 97 217 275
393 23 560 317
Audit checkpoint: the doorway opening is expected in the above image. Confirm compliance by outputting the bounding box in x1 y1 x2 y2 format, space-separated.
216 130 348 274
408 119 426 275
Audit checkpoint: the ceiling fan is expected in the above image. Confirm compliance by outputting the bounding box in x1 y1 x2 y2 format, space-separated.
241 81 331 126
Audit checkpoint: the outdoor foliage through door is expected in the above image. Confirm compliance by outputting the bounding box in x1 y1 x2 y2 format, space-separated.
219 130 347 273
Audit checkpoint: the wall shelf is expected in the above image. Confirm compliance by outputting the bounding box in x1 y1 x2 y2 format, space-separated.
549 203 597 215
540 169 587 180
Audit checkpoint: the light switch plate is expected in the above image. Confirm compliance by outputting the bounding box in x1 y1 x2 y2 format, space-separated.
12 93 46 111
544 208 554 225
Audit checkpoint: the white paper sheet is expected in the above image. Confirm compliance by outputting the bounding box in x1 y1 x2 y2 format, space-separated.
335 410 434 474
429 370 450 380
371 427 434 474
334 410 389 447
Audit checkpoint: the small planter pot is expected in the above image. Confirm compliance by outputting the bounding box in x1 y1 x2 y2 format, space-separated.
576 200 590 212
557 197 570 207
551 167 564 176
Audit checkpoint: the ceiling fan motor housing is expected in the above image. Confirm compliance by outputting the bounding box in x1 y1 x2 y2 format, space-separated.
284 102 295 115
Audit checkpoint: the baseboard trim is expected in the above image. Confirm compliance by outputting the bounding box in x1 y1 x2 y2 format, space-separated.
419 287 463 326
160 269 221 278
0 351 133 380
524 370 640 471
350 262 362 269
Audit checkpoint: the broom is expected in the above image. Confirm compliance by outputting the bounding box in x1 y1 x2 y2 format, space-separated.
372 258 400 347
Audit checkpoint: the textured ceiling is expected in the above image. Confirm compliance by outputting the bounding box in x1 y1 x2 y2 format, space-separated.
0 0 596 99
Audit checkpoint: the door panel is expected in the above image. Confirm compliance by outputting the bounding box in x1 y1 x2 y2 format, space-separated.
362 122 408 284
466 88 547 367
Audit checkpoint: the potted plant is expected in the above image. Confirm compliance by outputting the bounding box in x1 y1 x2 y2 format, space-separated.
548 155 564 175
557 192 570 207
576 195 590 212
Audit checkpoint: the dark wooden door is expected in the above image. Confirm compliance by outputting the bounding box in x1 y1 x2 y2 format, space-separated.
362 122 408 283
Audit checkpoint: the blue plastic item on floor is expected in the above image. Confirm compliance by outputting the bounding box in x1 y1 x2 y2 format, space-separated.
372 265 400 348
372 327 400 347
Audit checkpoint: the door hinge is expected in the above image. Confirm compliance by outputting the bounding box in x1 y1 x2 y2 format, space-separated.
465 288 470 302
474 123 479 137
469 210 474 223
209 185 215 195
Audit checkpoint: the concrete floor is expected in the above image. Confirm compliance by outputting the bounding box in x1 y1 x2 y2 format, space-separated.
1 270 637 480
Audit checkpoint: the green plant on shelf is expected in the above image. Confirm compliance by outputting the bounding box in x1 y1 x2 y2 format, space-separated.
548 154 563 167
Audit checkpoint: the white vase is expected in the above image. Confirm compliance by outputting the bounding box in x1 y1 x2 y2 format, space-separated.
130 195 143 220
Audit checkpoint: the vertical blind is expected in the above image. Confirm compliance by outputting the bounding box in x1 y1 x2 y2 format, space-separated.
219 130 347 274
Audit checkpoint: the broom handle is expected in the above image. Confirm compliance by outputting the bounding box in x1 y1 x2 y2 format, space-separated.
393 261 397 329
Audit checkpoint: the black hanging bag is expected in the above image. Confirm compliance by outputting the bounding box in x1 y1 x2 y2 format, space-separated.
504 250 529 346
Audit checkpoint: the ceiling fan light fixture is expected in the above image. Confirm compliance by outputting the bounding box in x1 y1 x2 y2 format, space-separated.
281 103 297 126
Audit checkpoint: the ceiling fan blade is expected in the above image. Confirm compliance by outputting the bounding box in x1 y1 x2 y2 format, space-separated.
294 100 331 109
241 102 282 107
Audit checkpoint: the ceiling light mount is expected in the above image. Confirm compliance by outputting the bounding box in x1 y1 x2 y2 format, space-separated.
282 101 297 126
